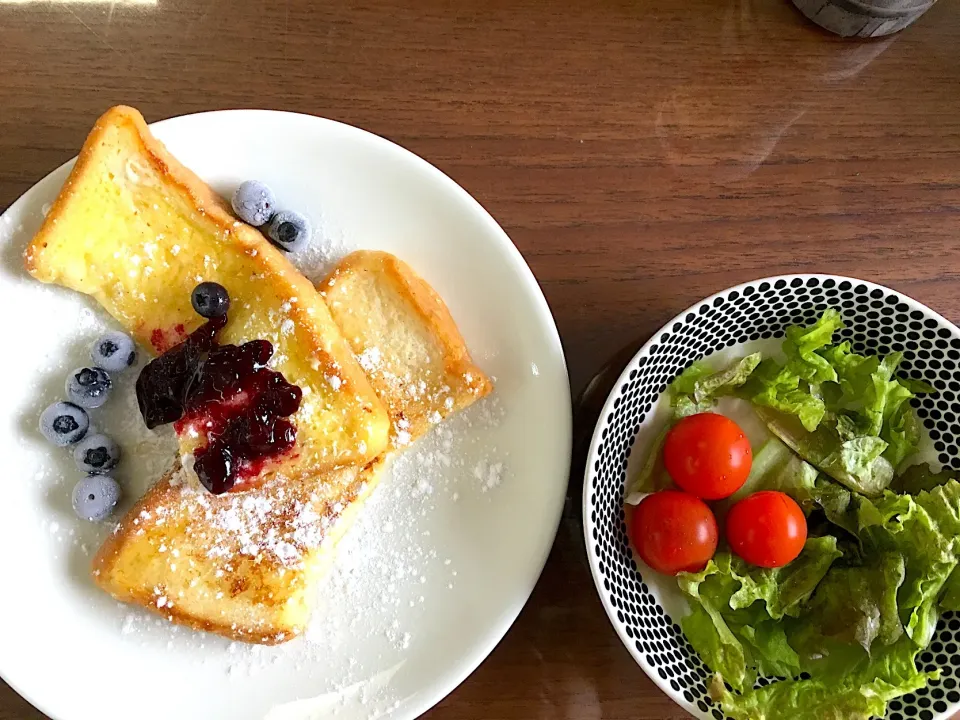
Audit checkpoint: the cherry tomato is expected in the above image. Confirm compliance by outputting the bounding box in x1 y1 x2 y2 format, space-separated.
663 412 752 500
726 490 807 568
630 490 719 575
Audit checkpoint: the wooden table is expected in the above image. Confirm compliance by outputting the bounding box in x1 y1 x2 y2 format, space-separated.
2 1 958 718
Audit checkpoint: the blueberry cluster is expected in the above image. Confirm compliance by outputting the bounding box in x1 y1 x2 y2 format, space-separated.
39 331 138 522
231 180 311 253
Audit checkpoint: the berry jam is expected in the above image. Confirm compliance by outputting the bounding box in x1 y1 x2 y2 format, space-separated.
136 315 302 495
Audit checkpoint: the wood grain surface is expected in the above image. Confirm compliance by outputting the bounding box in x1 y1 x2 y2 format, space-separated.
2 0 959 718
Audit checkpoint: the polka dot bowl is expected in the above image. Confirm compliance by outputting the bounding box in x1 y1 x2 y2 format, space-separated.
582 274 960 720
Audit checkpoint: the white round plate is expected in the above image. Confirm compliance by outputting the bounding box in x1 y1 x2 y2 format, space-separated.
0 111 571 720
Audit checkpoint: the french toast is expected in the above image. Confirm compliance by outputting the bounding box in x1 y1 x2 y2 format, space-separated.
92 251 493 643
322 250 493 444
93 461 377 643
25 106 389 486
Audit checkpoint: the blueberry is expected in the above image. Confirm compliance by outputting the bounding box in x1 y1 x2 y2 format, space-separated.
39 401 89 446
73 433 121 473
231 180 276 226
91 331 138 373
266 210 311 253
72 475 121 522
66 367 112 409
191 282 230 318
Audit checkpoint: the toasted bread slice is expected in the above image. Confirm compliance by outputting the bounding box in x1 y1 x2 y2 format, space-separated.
93 460 378 644
322 250 492 445
25 106 389 485
93 251 493 643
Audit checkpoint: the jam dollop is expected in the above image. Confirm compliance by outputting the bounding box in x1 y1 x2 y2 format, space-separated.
136 315 302 495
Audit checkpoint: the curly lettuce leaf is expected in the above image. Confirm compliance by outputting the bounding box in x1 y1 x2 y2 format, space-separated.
858 480 960 647
737 621 803 680
713 637 937 720
782 308 844 385
837 435 889 484
681 601 751 692
747 359 825 432
758 408 894 497
811 475 858 536
792 552 905 656
727 537 842 620
820 342 929 469
743 311 928 465
678 540 841 692
670 353 762 418
678 558 752 691
890 463 955 495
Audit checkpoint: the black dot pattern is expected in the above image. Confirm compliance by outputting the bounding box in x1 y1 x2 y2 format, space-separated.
585 276 960 720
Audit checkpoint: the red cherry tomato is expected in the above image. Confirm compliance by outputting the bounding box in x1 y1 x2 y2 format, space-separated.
726 491 807 568
663 412 752 500
630 490 719 575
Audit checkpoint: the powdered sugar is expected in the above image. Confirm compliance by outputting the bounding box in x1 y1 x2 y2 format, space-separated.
286 210 352 285
358 347 382 373
473 459 504 492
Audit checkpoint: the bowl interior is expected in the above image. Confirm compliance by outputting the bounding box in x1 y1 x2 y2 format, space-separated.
584 275 960 720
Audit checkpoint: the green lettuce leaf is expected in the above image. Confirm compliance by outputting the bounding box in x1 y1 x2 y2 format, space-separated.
811 476 858 536
898 376 937 394
858 480 960 647
940 565 960 612
819 341 868 391
726 438 819 507
758 408 894 497
737 621 803 680
678 558 752 691
670 354 762 417
679 540 841 692
745 311 927 464
727 537 842 620
882 400 922 471
713 637 937 720
837 436 889 483
819 342 928 469
747 359 825 432
890 463 955 495
792 552 905 655
682 602 751 692
782 308 844 385
623 426 672 504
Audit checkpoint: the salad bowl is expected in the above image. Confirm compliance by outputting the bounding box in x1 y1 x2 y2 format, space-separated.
583 274 960 720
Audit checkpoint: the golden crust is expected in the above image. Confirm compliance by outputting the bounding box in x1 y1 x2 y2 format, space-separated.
322 250 492 442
